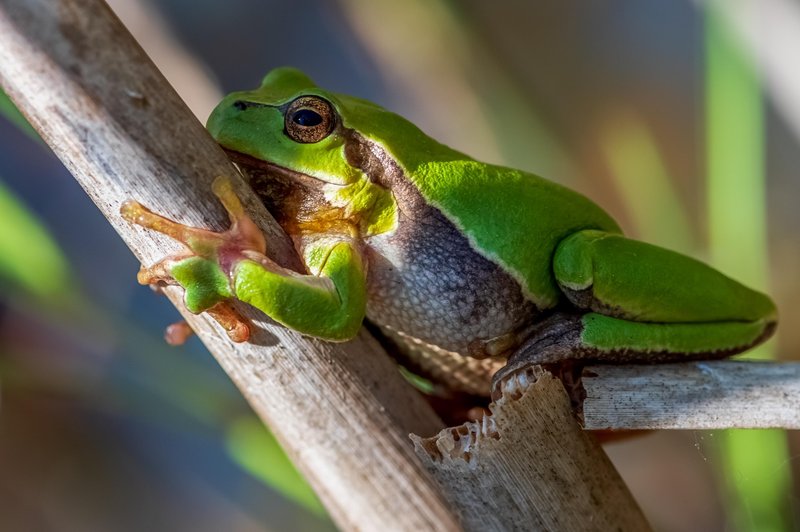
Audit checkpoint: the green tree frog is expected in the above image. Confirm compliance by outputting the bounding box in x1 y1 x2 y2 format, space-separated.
122 67 777 397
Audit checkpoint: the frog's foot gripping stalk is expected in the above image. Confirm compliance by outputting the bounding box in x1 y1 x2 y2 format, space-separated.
120 177 264 343
123 176 368 344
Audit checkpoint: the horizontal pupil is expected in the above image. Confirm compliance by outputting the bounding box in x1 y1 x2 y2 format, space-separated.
293 109 323 127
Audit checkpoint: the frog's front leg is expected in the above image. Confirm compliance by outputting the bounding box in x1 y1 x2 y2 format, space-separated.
494 230 778 388
121 177 367 343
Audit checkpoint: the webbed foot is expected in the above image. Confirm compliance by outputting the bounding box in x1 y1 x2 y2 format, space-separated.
121 177 264 343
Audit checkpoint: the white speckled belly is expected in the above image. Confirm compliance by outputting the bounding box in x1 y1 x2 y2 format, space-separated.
364 198 537 356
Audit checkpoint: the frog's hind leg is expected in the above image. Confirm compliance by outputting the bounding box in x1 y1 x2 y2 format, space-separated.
551 229 777 350
493 230 777 388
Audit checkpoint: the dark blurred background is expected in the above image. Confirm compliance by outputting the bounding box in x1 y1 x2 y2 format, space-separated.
1 1 798 530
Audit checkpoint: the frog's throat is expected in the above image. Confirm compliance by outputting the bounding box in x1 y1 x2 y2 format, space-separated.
222 147 398 239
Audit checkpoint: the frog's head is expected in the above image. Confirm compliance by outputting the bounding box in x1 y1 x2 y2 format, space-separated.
209 67 373 186
208 67 404 236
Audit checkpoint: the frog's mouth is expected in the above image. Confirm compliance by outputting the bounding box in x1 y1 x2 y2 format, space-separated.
221 148 331 189
221 148 343 233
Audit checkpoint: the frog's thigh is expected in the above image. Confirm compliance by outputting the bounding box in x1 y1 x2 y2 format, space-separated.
552 229 777 358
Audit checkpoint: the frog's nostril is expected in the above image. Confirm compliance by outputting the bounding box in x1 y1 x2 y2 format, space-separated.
232 100 248 111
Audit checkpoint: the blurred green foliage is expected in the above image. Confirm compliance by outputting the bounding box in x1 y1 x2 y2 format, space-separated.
600 114 695 254
0 89 36 140
705 6 791 532
0 177 73 301
225 416 326 517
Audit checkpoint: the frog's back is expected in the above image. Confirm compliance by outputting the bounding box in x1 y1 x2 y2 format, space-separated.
408 160 622 309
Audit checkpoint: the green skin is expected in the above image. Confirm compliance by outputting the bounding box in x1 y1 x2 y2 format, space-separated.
125 67 777 395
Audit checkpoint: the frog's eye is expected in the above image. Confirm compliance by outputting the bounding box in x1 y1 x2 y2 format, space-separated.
284 96 335 143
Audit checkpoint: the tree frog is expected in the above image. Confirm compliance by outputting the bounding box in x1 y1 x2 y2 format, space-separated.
122 67 777 397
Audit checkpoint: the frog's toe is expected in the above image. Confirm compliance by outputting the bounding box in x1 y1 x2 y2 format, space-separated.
162 302 249 345
121 200 223 254
136 255 189 286
207 301 250 342
120 177 266 259
165 320 195 345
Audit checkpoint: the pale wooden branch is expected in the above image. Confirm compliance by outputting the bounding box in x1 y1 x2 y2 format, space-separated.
0 1 459 530
581 360 800 430
413 367 651 531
